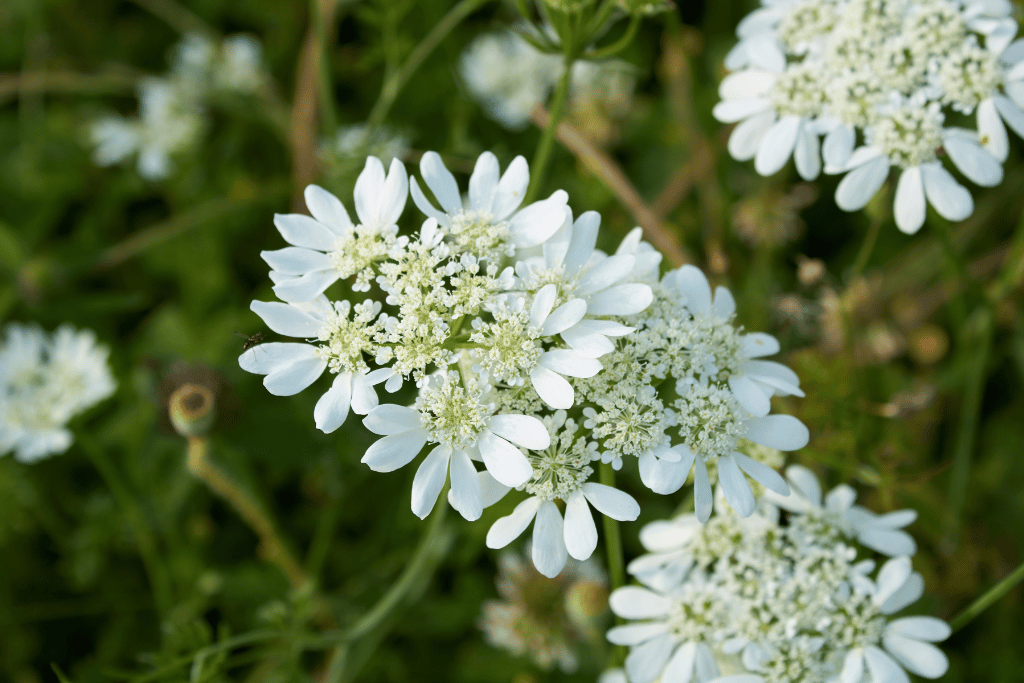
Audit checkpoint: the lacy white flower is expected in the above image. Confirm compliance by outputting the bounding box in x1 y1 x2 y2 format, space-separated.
718 0 1024 233
484 411 640 577
0 323 116 462
764 464 919 556
262 158 408 301
361 373 550 521
608 488 949 683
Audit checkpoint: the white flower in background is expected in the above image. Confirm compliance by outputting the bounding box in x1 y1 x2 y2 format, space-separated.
361 373 550 521
609 490 949 682
262 157 408 301
718 0 1023 231
89 78 204 180
322 123 409 168
460 29 636 131
410 151 568 260
479 545 608 672
0 323 116 462
172 32 265 94
485 411 640 577
240 295 389 433
764 464 919 556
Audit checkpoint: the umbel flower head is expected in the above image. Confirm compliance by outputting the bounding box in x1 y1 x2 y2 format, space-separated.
609 475 949 683
0 323 116 462
716 0 1023 234
241 151 806 577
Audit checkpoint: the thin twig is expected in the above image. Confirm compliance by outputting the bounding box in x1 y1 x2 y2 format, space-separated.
950 558 1024 633
531 105 691 266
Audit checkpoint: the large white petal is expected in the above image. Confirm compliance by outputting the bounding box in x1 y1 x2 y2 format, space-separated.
729 375 771 417
994 92 1024 137
530 365 575 409
486 496 542 548
563 490 599 560
712 97 771 123
839 650 865 683
529 284 558 329
754 114 801 176
794 120 822 180
564 211 600 275
785 464 823 507
576 254 635 296
263 356 327 396
823 123 856 170
740 332 780 358
835 154 890 211
638 450 693 495
719 69 776 99
541 299 587 336
944 135 1003 187
360 429 427 472
728 109 776 161
411 446 451 519
882 635 949 678
864 646 911 683
921 162 974 222
239 342 318 375
744 415 810 451
362 404 422 435
718 454 756 517
532 501 568 578
859 527 917 557
607 622 670 646
978 97 1009 161
586 283 653 316
509 190 569 248
887 617 951 642
468 151 499 213
881 573 924 614
694 457 714 522
349 374 379 415
271 269 339 304
491 155 529 220
304 184 352 235
894 166 926 235
449 448 483 521
260 247 333 275
313 373 353 433
538 349 602 378
250 300 322 338
712 286 736 318
609 586 672 618
354 156 386 225
560 325 616 358
478 431 533 487
625 633 674 683
875 557 913 603
418 151 462 214
487 414 551 449
273 213 338 251
375 157 409 227
661 640 698 683
744 359 803 395
673 265 712 313
734 452 789 495
409 177 447 222
582 482 641 521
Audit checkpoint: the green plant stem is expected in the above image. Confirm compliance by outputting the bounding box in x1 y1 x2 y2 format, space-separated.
366 0 488 130
525 58 574 205
585 15 641 60
942 308 993 549
310 0 338 134
848 213 884 283
950 558 1024 633
186 437 310 589
600 463 627 667
323 486 450 682
77 434 173 619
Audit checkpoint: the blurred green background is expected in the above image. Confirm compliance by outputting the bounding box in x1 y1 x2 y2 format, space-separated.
1 0 1023 681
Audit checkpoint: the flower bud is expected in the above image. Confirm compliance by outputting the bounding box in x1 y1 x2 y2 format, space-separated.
169 382 216 437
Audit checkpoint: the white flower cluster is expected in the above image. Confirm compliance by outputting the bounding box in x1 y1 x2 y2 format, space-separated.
716 0 1024 233
460 29 636 130
610 468 949 683
90 33 265 180
0 323 116 462
241 151 807 577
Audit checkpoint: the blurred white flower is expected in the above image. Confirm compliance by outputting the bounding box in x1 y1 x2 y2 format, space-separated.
0 323 116 462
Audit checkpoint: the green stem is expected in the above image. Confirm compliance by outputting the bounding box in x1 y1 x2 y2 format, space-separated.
77 434 173 619
366 0 489 130
848 213 884 283
585 15 641 60
950 558 1024 633
942 308 992 549
599 463 627 667
525 58 574 205
311 0 338 134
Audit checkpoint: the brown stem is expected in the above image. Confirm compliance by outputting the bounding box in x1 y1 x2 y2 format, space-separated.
530 105 691 267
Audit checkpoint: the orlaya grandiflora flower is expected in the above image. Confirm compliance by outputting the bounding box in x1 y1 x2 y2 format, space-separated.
360 372 550 521
482 411 640 578
240 295 388 433
828 94 1002 234
410 151 568 260
514 210 653 358
261 156 408 301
